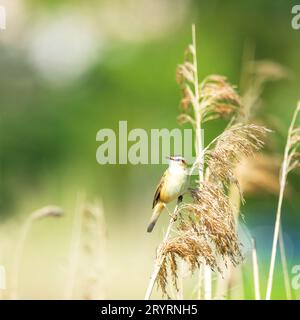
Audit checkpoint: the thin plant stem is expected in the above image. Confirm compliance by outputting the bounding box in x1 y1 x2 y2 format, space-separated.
239 40 255 98
191 24 212 301
64 193 84 299
215 184 242 300
279 227 292 300
203 266 212 300
10 206 63 299
10 218 33 299
144 215 177 300
176 260 184 299
266 105 299 299
192 24 204 182
251 238 261 300
198 264 203 299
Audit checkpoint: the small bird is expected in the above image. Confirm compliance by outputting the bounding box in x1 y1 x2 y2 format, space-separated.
147 155 188 232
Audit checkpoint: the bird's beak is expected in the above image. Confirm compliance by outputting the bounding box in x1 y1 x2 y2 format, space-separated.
166 156 173 160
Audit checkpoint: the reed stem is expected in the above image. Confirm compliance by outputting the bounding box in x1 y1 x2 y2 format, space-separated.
279 227 292 299
266 105 299 299
64 193 84 299
144 214 178 300
10 218 33 299
251 238 261 300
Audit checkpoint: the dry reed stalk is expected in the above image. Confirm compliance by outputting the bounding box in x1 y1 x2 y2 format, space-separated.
64 195 107 300
203 266 212 299
64 193 85 299
251 238 261 300
279 228 292 300
10 206 63 299
78 200 107 299
190 24 210 300
196 264 203 299
240 59 289 122
266 102 300 300
172 260 185 299
144 215 178 300
0 233 10 299
215 264 245 300
215 183 241 300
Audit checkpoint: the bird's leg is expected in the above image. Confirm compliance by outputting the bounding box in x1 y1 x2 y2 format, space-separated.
177 195 183 204
165 196 183 221
172 195 183 221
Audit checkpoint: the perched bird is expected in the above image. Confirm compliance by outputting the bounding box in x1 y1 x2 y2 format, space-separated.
147 155 188 232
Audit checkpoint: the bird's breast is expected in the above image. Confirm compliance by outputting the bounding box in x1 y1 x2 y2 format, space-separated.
160 168 187 203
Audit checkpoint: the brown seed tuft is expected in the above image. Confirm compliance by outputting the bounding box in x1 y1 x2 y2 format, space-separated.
206 124 270 195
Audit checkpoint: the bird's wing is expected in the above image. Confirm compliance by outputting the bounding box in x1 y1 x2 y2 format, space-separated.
152 171 167 209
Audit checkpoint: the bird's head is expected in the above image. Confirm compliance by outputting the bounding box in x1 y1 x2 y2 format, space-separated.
167 155 188 169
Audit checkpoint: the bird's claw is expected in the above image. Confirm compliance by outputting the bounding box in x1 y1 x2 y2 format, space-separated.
163 203 178 221
169 212 178 221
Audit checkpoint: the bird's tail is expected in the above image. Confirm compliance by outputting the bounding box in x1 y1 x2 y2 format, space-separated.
147 202 165 233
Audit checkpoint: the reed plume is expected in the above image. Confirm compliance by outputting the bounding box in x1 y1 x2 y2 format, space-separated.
206 123 269 193
145 25 269 299
215 54 288 299
10 205 63 299
78 201 107 299
64 195 107 299
235 154 280 195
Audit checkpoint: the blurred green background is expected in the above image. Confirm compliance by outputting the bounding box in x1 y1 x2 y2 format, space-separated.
0 0 300 299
